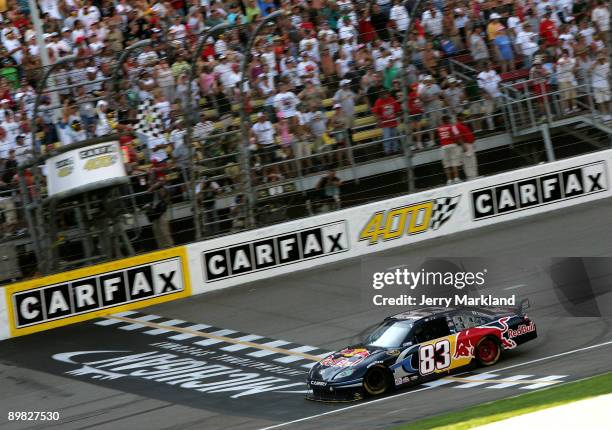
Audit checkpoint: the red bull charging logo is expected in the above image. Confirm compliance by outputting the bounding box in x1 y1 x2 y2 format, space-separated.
453 317 516 359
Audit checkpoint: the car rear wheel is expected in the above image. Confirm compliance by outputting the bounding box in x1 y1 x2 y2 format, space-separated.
363 366 391 396
476 337 501 366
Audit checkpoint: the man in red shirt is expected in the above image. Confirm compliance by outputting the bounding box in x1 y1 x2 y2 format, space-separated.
452 114 478 179
372 89 401 155
539 9 558 51
436 115 462 184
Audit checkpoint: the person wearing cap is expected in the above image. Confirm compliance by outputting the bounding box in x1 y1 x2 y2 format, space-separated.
590 54 611 121
372 88 401 155
528 55 551 122
494 28 515 73
333 79 357 129
436 115 462 184
2 29 23 65
251 111 278 165
486 13 504 42
443 76 466 120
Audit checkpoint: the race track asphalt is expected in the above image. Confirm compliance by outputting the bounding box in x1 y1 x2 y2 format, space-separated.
1 197 612 430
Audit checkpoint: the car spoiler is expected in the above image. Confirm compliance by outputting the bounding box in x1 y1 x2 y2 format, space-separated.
518 298 530 316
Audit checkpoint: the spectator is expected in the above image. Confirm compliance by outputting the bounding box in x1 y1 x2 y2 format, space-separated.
477 63 502 130
452 114 478 180
372 89 401 155
419 75 443 143
333 79 357 129
197 175 221 236
468 26 490 69
590 54 611 122
315 169 341 212
556 50 579 114
436 115 461 184
145 173 174 249
329 104 350 166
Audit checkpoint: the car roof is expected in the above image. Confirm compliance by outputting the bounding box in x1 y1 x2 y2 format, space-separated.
390 307 450 321
389 306 515 322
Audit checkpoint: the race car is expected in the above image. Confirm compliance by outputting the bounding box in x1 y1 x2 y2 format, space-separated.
306 302 536 401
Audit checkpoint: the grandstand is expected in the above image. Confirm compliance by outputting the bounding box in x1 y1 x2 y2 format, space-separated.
0 0 610 280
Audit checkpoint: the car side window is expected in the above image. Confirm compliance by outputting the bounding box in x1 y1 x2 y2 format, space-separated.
412 318 452 343
453 313 487 331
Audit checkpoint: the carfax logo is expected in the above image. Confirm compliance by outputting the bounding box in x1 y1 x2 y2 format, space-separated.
203 221 348 281
359 196 460 245
12 258 184 328
471 161 607 220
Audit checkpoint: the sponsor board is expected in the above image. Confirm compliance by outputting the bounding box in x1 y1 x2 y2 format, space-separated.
5 247 191 337
203 221 349 281
45 142 127 197
471 161 608 219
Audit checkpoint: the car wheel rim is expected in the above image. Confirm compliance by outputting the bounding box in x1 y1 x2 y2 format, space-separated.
364 368 387 394
478 339 498 363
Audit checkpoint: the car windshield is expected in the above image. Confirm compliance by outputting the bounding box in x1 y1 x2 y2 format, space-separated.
365 319 414 348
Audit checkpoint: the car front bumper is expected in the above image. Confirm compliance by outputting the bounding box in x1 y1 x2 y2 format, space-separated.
305 378 364 402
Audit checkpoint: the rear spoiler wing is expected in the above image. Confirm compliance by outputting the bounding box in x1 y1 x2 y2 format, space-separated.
518 298 530 316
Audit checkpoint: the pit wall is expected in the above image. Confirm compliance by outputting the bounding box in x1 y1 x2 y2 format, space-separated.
2 149 611 339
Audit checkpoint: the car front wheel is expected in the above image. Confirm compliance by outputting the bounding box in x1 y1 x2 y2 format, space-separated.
363 366 391 396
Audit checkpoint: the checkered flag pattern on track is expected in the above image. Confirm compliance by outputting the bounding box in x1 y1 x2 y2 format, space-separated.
135 99 164 139
430 196 461 230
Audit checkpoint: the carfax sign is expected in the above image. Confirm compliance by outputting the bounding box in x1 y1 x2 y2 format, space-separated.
6 247 191 337
202 221 349 282
471 161 608 220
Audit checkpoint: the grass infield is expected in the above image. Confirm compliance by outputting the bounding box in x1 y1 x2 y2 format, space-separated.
393 371 612 430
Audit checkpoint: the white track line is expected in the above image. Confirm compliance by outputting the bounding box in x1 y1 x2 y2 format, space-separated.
504 284 526 290
256 339 612 430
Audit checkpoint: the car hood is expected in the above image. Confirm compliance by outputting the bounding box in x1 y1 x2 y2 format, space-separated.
311 345 389 381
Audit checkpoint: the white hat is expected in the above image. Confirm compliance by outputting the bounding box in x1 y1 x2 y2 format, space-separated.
61 27 71 33
86 66 97 74
489 12 502 19
257 112 265 118
447 76 457 83
340 79 350 86
424 75 434 81
454 8 463 14
43 33 52 39
333 103 341 109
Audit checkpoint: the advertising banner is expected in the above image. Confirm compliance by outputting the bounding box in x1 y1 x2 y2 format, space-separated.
4 247 191 338
187 149 612 295
45 141 127 198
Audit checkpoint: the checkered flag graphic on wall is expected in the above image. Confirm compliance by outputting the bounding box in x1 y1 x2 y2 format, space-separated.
135 99 164 139
430 196 461 230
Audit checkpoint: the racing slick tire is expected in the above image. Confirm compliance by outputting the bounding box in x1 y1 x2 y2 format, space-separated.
475 336 501 366
363 365 392 396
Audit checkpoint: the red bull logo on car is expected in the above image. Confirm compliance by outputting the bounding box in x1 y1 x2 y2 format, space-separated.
453 317 516 359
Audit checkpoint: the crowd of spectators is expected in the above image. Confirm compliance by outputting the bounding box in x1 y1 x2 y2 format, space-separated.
0 0 610 240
